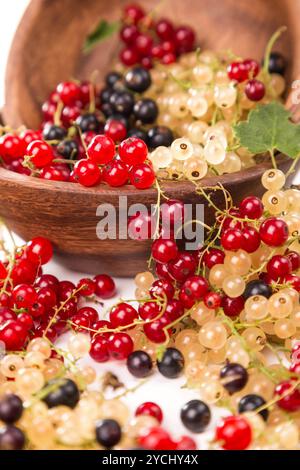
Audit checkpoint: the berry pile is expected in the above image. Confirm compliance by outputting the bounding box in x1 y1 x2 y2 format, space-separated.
119 3 196 68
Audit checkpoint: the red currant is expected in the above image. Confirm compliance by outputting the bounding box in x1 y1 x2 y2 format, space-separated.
12 284 37 309
259 217 289 247
155 19 174 40
227 62 248 83
241 226 261 253
26 237 53 265
180 275 209 307
0 133 21 160
77 278 96 297
0 320 28 350
40 164 70 182
135 402 163 423
26 140 54 168
204 291 222 310
56 81 80 106
104 119 127 143
128 212 155 240
72 159 101 187
119 137 148 165
94 274 116 299
77 307 98 324
102 160 128 187
143 316 170 344
120 24 139 45
160 199 185 229
123 4 145 24
174 26 195 53
151 239 178 264
243 58 260 78
203 248 225 268
149 279 175 301
35 274 59 293
168 252 196 282
109 302 138 329
240 196 263 220
138 301 161 321
129 163 156 189
138 427 176 450
222 295 245 317
176 436 196 450
119 48 139 66
87 135 115 164
267 255 292 281
136 34 153 56
215 416 252 450
89 336 109 362
245 79 265 101
221 228 243 251
275 380 300 412
286 251 300 271
165 299 184 321
107 332 134 360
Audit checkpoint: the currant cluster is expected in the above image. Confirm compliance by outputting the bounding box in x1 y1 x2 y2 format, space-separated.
120 3 196 69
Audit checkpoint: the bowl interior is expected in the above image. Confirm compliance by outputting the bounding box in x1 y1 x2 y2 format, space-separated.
4 0 298 128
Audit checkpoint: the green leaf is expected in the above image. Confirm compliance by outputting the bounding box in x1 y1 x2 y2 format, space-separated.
234 101 300 159
83 20 120 53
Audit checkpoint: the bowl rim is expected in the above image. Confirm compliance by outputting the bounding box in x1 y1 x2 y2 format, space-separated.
0 154 289 197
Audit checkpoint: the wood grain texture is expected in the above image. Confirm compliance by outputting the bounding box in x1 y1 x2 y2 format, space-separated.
0 157 289 276
1 0 298 275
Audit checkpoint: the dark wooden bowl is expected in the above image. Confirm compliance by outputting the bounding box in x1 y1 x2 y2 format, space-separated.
0 0 298 275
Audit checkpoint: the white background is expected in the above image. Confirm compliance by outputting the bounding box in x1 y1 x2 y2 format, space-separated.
0 1 297 449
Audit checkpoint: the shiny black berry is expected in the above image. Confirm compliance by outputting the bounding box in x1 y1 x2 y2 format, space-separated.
105 71 123 88
43 124 66 141
101 102 114 118
125 67 151 93
180 400 211 433
0 394 23 424
100 87 114 104
127 350 153 378
238 394 269 421
43 378 80 409
157 348 184 378
220 363 248 395
267 52 286 76
110 90 134 116
243 280 272 300
96 419 121 448
127 128 149 144
0 426 25 450
148 126 174 148
133 98 158 124
57 139 79 159
76 113 101 133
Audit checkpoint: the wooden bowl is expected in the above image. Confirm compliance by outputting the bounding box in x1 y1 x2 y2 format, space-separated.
0 0 298 275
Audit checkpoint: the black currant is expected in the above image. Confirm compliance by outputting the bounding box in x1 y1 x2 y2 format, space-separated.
266 52 286 76
238 394 269 421
133 98 158 124
43 378 80 409
157 348 184 378
125 67 151 93
147 126 174 148
43 124 67 141
0 394 23 424
110 90 134 116
105 71 123 89
0 426 25 450
95 419 121 448
101 102 114 118
243 280 272 300
180 399 211 433
57 139 79 159
127 350 153 378
127 128 149 144
220 363 248 395
100 87 114 104
76 113 101 133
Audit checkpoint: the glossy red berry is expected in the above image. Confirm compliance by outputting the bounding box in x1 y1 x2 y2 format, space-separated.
102 160 128 187
204 291 222 310
222 295 245 317
174 26 195 53
0 321 28 351
35 274 59 293
119 48 139 66
120 24 139 44
0 262 7 282
136 34 153 56
240 196 264 220
89 336 109 363
155 19 174 40
138 427 176 450
149 279 175 300
61 105 81 127
107 332 134 360
0 133 22 161
241 226 261 253
215 416 252 450
168 252 197 283
286 251 300 271
109 302 138 329
11 259 37 286
40 164 70 182
72 159 101 187
71 313 90 333
77 307 98 324
129 163 156 189
136 402 163 423
26 140 54 168
138 301 161 321
176 436 197 450
227 62 248 83
267 255 292 281
56 81 80 106
221 229 243 251
123 4 145 24
104 120 127 143
77 278 96 297
143 316 170 344
203 248 225 268
180 275 209 307
275 381 300 412
259 217 289 247
160 199 185 229
128 212 156 240
12 284 37 309
18 313 34 331
285 274 300 292
90 320 111 338
243 58 260 78
94 274 116 299
151 239 178 264
26 237 53 265
245 79 265 101
161 52 177 65
119 137 148 165
165 300 184 322
87 135 115 164
19 129 40 153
